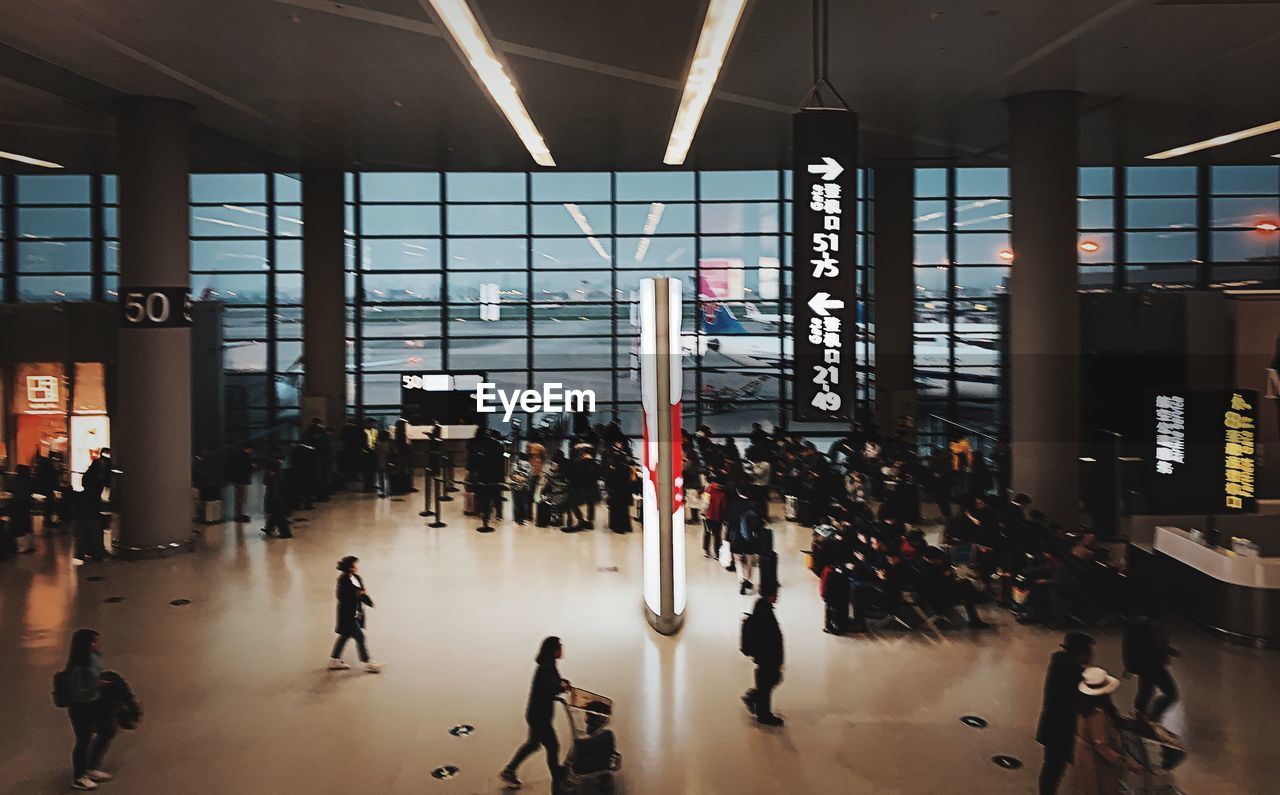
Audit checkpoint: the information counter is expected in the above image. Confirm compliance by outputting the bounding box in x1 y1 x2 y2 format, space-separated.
1133 525 1280 649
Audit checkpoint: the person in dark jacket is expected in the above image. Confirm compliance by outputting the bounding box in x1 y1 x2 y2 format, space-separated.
226 442 256 522
260 461 292 539
500 636 569 789
473 430 507 528
1036 632 1095 794
742 583 784 726
34 452 61 527
328 556 381 672
1123 602 1179 723
63 628 117 790
8 465 37 554
81 449 112 510
603 443 634 534
288 441 316 510
565 449 600 531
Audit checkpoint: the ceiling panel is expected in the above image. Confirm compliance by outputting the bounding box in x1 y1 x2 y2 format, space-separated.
0 0 1277 171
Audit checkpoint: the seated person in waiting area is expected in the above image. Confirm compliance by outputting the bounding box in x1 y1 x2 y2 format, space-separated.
849 547 916 632
912 547 990 629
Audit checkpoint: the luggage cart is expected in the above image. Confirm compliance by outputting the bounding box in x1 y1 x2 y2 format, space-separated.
1120 719 1186 795
558 685 621 792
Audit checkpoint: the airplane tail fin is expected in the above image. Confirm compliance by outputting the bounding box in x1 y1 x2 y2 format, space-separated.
695 274 747 333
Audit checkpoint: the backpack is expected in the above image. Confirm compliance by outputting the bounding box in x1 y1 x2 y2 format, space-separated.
739 611 757 658
52 669 70 709
736 507 761 547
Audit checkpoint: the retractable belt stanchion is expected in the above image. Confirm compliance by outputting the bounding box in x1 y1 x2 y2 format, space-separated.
419 455 435 519
444 451 458 495
428 462 447 528
440 451 455 501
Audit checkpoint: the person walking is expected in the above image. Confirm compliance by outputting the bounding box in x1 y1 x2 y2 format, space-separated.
1123 601 1180 724
374 429 392 498
500 636 569 790
1070 667 1144 794
328 556 382 672
61 628 117 790
1036 632 1096 794
741 583 784 726
226 442 255 523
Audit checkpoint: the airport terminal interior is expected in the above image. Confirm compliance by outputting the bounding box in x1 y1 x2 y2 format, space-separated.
2 1 1280 793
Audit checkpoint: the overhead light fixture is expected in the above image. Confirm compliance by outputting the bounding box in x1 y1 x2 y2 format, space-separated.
563 204 610 261
1145 119 1280 160
663 0 749 166
998 249 1015 262
424 0 555 166
1079 240 1100 253
1257 221 1279 233
633 202 667 261
0 150 64 169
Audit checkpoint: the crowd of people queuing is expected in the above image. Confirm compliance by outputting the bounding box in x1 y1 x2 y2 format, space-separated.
1 448 114 561
462 419 641 535
18 410 1190 792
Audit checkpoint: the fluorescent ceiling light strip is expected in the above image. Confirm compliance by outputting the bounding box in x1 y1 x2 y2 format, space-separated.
663 0 749 166
1146 119 1280 160
633 202 667 261
564 203 610 261
0 150 64 169
426 0 554 166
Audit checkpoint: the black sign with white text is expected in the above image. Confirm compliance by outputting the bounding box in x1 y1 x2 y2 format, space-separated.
792 108 858 422
118 286 192 329
1147 389 1259 514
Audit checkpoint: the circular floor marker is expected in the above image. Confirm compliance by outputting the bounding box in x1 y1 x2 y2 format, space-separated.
431 766 459 780
597 566 620 573
103 596 125 604
992 755 1023 770
86 575 105 582
960 715 988 728
170 598 192 606
391 497 405 502
448 724 475 737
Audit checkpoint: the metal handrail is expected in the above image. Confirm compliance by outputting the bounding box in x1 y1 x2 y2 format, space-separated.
922 413 1000 445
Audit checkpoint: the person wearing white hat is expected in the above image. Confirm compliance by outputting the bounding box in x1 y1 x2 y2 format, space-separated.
1070 667 1142 795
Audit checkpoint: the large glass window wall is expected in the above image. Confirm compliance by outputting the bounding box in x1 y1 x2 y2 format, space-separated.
344 170 873 438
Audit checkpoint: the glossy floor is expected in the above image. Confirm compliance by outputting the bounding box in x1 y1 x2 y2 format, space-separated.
1 483 1276 794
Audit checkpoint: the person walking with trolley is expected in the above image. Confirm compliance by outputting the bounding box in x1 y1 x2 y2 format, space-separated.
500 636 569 790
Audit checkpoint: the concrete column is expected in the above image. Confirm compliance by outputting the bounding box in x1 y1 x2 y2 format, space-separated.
115 97 193 550
1007 90 1080 528
302 171 346 431
872 165 916 439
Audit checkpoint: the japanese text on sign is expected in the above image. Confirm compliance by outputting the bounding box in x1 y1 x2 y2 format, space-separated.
1224 392 1256 510
806 166 844 413
1153 394 1186 476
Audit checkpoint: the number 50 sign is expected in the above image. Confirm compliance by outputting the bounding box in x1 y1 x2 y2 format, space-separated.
119 286 193 329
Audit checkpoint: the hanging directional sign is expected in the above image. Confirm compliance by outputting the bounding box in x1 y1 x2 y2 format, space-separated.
792 108 858 422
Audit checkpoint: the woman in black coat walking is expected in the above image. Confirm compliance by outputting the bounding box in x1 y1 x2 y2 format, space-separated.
500 636 569 790
328 556 382 673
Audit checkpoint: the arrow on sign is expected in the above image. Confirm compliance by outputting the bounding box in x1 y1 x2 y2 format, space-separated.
808 292 844 316
807 157 844 182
